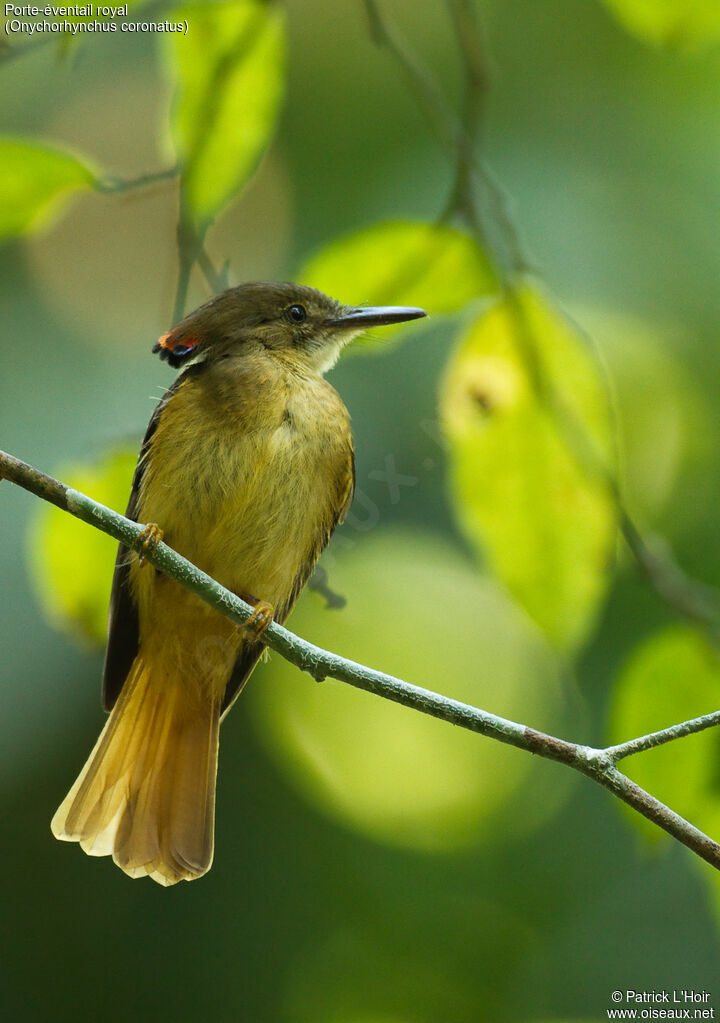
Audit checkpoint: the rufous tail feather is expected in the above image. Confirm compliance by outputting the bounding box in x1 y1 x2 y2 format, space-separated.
51 655 220 886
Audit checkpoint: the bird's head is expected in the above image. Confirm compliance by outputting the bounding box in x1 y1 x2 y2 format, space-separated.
153 282 427 375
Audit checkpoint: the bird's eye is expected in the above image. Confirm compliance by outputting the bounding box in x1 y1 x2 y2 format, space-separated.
285 304 307 324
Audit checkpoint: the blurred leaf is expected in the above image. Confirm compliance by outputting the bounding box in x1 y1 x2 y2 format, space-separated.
574 308 709 520
28 449 136 645
250 529 575 852
166 0 285 225
609 626 720 844
0 139 96 242
600 0 720 49
441 283 616 652
299 220 498 349
51 0 149 56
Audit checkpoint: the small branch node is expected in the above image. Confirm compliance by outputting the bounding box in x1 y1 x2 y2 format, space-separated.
576 746 614 774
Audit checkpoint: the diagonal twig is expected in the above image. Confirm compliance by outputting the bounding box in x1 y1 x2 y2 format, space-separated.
3 446 720 871
606 709 720 763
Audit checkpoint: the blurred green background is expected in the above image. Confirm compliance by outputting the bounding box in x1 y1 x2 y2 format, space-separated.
2 0 720 1019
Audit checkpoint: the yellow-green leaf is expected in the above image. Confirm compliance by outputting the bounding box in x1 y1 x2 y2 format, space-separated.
609 627 720 844
0 139 96 242
166 0 285 225
299 220 498 350
440 282 616 652
600 0 720 49
28 449 136 645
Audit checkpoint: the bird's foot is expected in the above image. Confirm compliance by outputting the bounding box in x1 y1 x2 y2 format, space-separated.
243 599 275 640
136 523 164 565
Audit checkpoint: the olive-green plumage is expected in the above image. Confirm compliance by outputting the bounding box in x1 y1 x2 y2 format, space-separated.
50 282 426 885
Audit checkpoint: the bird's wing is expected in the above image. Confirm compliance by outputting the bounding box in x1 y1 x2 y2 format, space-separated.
220 444 355 718
101 371 196 711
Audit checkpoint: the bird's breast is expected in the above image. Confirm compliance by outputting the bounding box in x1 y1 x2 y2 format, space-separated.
134 360 352 609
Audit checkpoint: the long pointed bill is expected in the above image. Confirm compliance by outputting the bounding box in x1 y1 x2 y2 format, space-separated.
327 306 428 329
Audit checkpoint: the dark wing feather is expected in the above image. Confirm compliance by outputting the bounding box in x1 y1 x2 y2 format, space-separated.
101 545 140 712
221 445 355 718
101 372 195 711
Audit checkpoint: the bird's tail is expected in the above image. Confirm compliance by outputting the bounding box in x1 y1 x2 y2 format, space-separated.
51 653 220 886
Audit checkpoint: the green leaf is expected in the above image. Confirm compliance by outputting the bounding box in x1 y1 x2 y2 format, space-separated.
0 139 96 242
440 282 616 652
609 627 720 844
299 220 498 350
600 0 720 49
28 449 136 646
166 0 285 225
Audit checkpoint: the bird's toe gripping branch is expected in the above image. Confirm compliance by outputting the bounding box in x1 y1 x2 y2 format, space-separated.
136 523 164 565
242 600 275 640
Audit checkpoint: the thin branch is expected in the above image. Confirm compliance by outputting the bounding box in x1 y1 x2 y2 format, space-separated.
172 211 205 325
363 0 459 156
95 166 179 195
441 0 530 276
364 0 527 274
3 446 720 871
444 0 487 222
606 709 720 763
197 245 230 294
172 241 194 325
619 510 720 637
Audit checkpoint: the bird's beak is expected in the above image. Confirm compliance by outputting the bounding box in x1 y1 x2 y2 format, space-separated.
327 306 428 329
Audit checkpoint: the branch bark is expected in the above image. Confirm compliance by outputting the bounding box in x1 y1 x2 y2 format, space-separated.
3 447 720 871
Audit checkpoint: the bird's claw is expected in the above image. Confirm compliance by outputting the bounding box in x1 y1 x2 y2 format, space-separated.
243 600 275 639
136 523 164 565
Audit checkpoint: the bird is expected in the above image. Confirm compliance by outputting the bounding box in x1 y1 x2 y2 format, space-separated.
50 282 427 886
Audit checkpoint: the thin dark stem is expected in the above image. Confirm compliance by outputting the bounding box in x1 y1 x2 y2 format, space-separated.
441 0 529 275
619 511 720 637
197 246 229 294
172 212 205 324
363 0 525 268
172 244 194 325
96 166 179 195
363 0 459 152
444 0 486 218
3 447 720 871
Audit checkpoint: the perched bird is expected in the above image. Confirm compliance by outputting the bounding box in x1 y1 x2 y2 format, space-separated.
51 282 426 886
